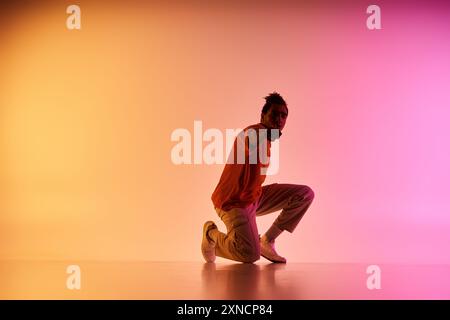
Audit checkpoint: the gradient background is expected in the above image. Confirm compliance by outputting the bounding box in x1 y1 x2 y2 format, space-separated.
1 0 450 267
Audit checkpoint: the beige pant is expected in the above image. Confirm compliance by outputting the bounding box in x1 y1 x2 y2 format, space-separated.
210 183 314 263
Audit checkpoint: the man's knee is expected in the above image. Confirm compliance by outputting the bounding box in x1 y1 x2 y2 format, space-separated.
298 185 314 202
237 243 260 263
241 254 260 264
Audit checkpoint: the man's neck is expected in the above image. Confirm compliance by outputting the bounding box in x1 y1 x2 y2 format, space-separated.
258 122 282 141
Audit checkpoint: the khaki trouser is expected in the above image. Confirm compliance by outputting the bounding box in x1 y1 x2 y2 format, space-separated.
211 183 314 263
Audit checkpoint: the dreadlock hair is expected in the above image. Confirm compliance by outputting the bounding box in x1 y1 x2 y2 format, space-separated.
261 92 288 115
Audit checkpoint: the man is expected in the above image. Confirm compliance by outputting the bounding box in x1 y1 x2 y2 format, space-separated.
201 92 314 263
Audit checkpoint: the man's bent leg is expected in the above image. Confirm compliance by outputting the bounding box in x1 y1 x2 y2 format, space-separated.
256 184 314 263
256 183 315 233
209 206 260 263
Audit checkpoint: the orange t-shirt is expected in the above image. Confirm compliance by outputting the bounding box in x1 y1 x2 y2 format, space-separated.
211 123 271 211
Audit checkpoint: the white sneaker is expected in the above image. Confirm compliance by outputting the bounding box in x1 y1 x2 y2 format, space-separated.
260 236 287 263
201 221 217 263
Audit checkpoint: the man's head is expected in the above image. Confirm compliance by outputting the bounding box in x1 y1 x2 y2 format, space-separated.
260 92 288 132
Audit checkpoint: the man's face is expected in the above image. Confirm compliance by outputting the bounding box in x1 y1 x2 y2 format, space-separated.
261 103 288 132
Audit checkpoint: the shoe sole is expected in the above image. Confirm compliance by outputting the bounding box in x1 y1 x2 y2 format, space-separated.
261 253 286 263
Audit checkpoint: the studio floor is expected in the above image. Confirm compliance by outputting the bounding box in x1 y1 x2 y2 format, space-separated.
1 260 449 299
